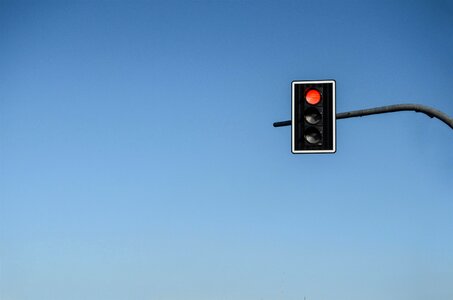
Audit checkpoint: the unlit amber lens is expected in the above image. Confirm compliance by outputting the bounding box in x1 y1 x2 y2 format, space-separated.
305 89 321 105
304 107 321 125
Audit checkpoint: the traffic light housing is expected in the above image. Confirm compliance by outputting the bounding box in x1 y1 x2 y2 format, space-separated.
292 80 336 153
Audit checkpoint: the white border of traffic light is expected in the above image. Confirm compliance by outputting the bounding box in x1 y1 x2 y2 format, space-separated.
291 80 336 154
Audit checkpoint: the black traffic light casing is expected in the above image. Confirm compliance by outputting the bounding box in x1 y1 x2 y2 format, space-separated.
292 80 336 153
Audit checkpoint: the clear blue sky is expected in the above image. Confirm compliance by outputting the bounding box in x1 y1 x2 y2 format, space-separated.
1 1 452 299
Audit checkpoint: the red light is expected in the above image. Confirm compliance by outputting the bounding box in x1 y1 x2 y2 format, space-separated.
305 89 321 105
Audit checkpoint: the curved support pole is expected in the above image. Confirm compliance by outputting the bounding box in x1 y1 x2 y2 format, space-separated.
336 104 453 130
273 103 453 130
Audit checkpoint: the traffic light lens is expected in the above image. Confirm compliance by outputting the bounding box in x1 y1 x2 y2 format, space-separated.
305 89 321 105
304 127 322 144
304 107 322 125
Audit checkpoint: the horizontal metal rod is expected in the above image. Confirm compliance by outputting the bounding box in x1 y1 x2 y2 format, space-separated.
273 120 292 127
273 103 453 130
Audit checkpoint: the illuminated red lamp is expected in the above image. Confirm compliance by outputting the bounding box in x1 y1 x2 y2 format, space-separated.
305 89 321 105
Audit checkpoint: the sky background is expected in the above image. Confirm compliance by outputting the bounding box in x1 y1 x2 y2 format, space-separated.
1 1 453 299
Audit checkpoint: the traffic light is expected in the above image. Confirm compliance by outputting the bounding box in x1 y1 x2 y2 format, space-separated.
292 80 336 153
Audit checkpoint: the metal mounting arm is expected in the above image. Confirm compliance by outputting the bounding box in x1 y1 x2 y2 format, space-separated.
273 103 453 130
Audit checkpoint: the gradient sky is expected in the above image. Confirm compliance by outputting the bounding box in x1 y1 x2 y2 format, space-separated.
1 1 453 300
